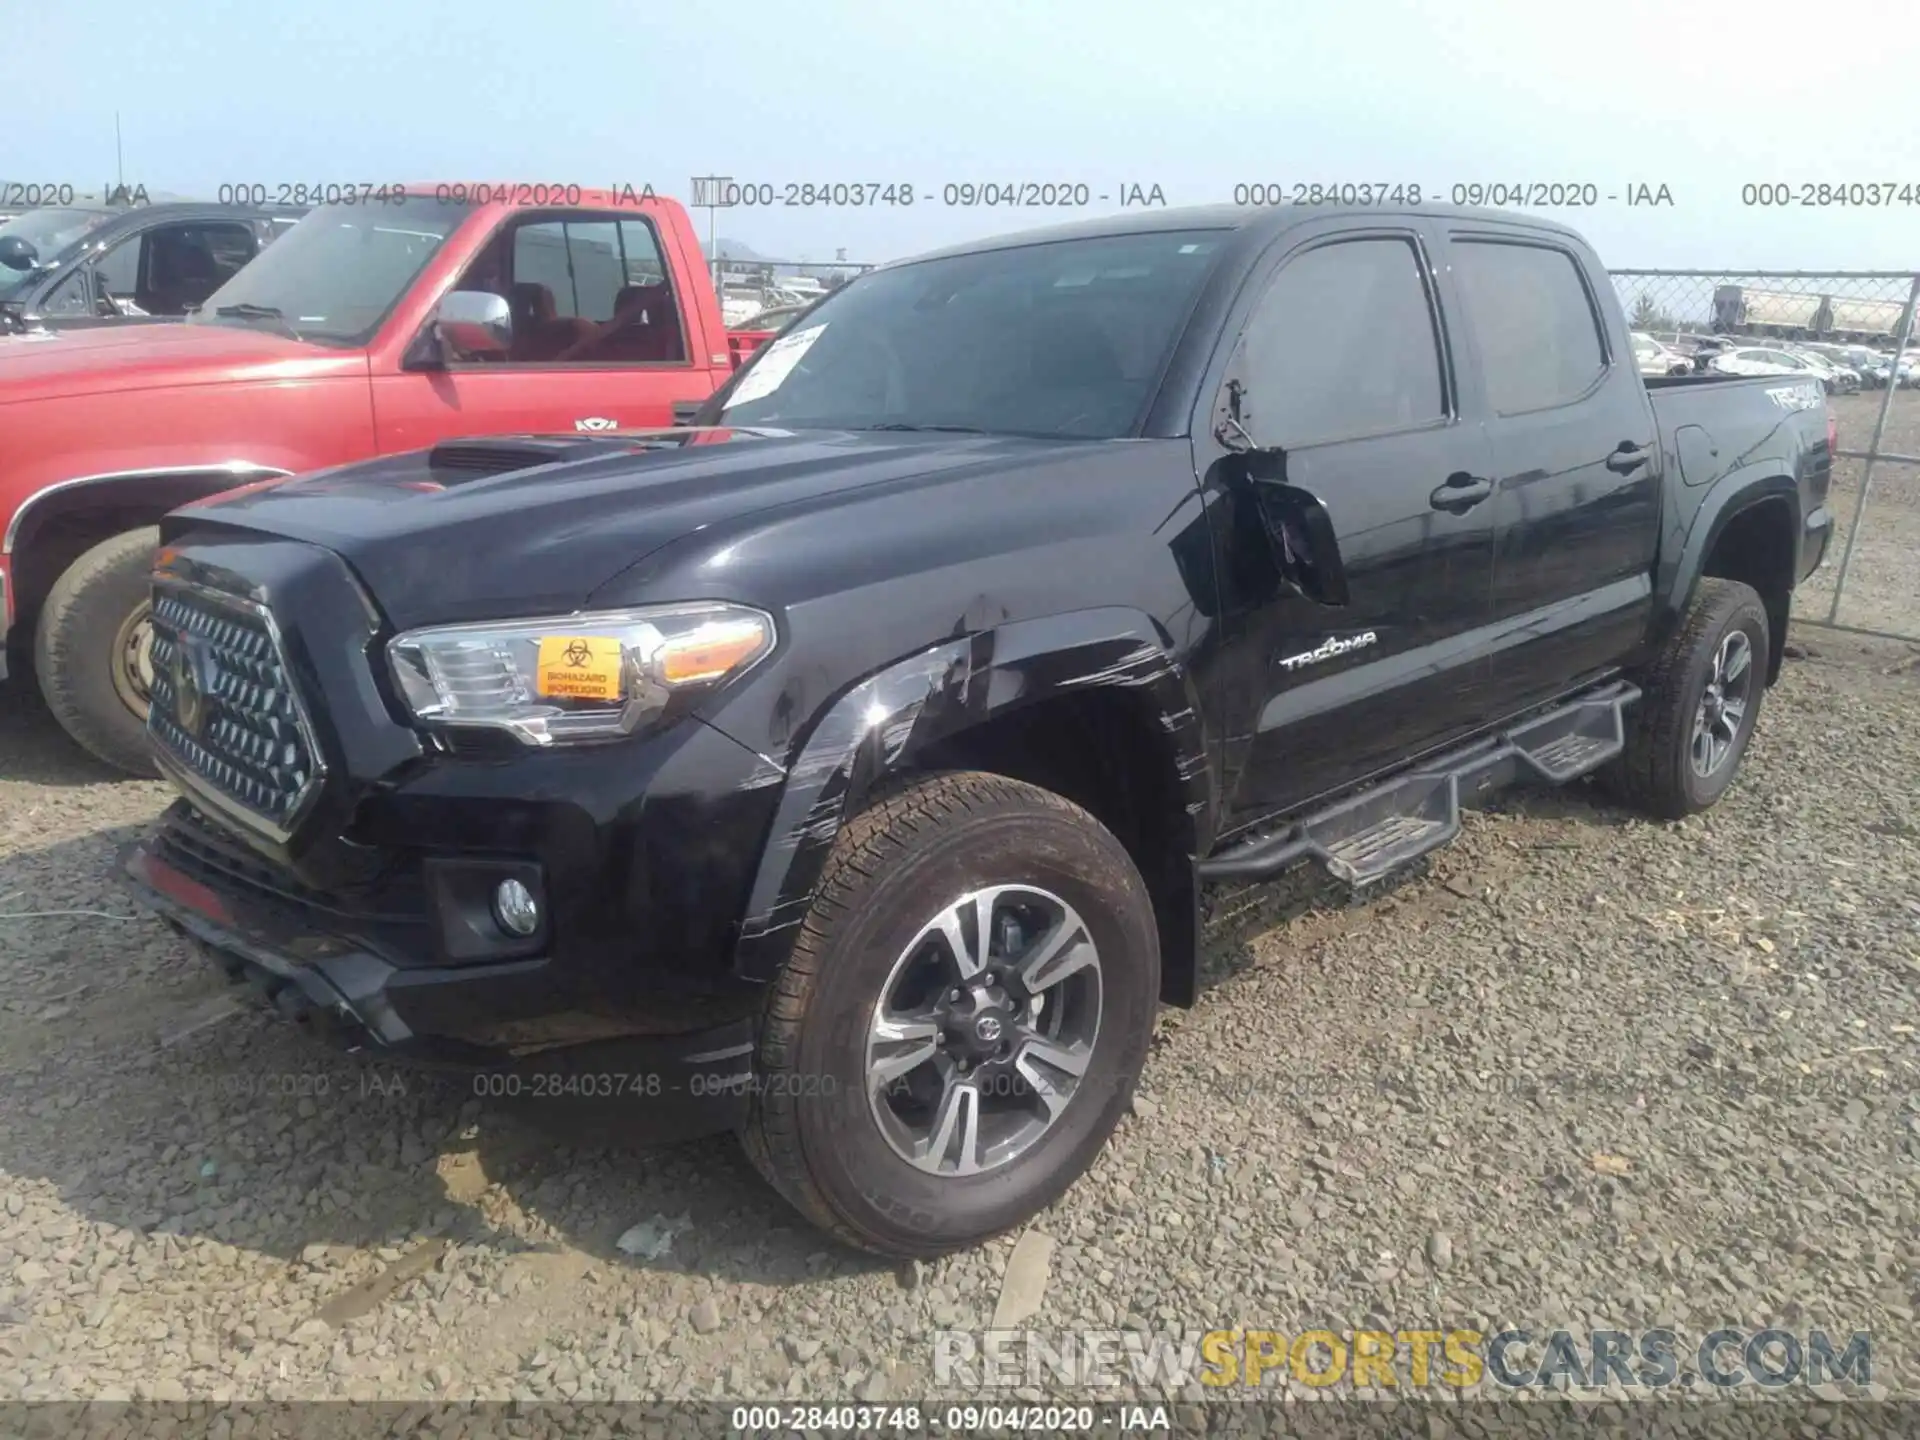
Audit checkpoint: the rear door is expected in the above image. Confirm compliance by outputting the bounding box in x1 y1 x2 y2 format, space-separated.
1196 221 1500 828
370 210 718 450
1437 229 1661 714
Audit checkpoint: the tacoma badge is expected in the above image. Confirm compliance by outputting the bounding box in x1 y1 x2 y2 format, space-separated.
1277 631 1378 672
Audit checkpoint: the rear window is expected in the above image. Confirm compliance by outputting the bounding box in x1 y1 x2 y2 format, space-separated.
1449 240 1607 414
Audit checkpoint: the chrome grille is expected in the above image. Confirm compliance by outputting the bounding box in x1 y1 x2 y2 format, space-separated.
147 582 322 838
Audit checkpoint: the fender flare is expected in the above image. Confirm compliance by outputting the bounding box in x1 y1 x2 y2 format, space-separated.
730 607 1211 982
3 461 292 557
1656 463 1800 638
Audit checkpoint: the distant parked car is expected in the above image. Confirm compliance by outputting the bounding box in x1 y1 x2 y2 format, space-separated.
1631 331 1690 377
733 300 813 332
1709 346 1834 387
0 201 306 333
1805 344 1887 388
1679 335 1737 374
1784 347 1860 393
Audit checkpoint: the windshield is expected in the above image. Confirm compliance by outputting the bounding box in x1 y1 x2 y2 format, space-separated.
0 208 118 299
719 229 1227 438
186 196 474 346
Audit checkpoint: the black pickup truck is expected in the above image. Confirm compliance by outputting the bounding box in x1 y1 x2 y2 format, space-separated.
123 205 1834 1257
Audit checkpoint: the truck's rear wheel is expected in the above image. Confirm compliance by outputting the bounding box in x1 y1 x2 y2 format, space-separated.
740 770 1159 1257
1605 576 1769 819
34 527 161 777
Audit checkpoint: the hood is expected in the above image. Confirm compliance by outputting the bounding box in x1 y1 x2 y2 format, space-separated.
169 427 1095 628
0 321 363 405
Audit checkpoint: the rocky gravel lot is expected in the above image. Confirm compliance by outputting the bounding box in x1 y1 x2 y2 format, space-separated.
0 626 1915 1419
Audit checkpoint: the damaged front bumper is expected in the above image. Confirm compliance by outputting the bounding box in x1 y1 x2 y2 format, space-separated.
122 838 757 1144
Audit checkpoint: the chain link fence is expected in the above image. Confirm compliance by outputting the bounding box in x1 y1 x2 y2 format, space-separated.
1609 269 1920 642
682 174 880 329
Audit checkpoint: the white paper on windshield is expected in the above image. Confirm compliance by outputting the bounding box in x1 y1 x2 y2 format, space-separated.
727 323 826 407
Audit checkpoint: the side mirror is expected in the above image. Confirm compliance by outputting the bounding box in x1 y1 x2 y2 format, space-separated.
1230 449 1352 608
430 289 512 364
0 235 38 272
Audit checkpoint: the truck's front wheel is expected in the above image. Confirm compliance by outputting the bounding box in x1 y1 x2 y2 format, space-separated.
741 770 1159 1257
34 527 161 777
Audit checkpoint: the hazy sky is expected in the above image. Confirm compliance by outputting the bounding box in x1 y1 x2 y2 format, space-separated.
11 0 1920 270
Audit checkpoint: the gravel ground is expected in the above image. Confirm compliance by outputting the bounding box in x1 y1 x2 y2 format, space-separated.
0 625 1915 1416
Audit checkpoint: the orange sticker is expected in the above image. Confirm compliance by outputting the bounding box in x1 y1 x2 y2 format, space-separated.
536 636 623 701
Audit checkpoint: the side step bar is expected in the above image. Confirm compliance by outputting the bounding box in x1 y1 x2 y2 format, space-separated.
1197 681 1641 887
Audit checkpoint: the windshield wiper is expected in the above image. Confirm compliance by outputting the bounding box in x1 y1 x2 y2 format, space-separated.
856 423 990 434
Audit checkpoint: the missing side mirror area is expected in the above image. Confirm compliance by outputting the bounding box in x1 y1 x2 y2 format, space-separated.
1224 450 1353 608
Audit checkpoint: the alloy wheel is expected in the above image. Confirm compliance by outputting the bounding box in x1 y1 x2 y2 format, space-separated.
864 884 1103 1177
1690 629 1753 777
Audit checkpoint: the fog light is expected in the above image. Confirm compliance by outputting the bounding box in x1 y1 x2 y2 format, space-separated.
492 878 540 938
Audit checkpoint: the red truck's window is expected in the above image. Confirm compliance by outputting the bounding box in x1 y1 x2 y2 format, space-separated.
1450 240 1607 416
486 215 687 365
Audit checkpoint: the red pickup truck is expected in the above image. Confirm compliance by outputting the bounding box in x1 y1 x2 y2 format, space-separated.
0 187 773 772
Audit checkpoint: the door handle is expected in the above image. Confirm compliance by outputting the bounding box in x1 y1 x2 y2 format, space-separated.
1429 472 1493 513
1606 442 1652 474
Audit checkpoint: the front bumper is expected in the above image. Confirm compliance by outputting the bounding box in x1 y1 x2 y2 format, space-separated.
124 838 758 1141
129 532 797 1119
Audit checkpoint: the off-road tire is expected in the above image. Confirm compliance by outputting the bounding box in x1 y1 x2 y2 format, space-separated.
739 769 1160 1257
34 527 161 777
1604 576 1769 819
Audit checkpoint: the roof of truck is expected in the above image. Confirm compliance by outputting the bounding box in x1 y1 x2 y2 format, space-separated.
893 202 1590 269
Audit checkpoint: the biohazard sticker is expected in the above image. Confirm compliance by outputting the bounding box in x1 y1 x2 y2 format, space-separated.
536 636 623 701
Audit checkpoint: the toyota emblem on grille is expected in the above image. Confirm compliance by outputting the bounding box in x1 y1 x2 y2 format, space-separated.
173 635 212 737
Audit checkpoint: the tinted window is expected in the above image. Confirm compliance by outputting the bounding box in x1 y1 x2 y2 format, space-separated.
145 223 257 313
93 233 141 298
1450 240 1606 414
1238 237 1444 447
718 229 1226 438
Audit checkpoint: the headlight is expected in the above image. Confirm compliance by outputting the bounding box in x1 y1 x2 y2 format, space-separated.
387 602 775 746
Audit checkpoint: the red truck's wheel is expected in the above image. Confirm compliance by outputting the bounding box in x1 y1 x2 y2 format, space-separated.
740 769 1160 1258
34 527 162 777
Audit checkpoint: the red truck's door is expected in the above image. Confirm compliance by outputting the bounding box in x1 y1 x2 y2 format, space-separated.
369 210 722 450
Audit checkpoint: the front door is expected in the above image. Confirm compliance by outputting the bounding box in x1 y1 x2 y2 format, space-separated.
1195 224 1501 831
370 211 715 450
